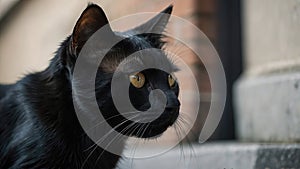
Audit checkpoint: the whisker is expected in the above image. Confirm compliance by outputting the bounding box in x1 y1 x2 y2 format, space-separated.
128 123 144 168
176 114 196 161
82 111 140 139
81 114 139 169
129 122 151 168
94 121 138 166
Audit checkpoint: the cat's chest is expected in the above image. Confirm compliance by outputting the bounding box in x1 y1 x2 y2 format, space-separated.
36 135 114 168
3 122 115 168
17 138 117 169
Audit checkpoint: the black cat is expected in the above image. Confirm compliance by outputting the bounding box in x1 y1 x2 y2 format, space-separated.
0 4 180 169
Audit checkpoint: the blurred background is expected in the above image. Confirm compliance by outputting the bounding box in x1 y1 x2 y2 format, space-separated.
0 0 299 168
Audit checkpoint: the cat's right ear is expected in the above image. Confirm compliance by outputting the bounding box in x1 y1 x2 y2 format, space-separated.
71 4 113 56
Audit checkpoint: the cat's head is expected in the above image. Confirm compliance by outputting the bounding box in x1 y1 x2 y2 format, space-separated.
68 4 180 138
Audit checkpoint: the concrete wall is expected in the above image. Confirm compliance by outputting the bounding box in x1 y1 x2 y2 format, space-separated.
235 0 300 142
243 0 300 76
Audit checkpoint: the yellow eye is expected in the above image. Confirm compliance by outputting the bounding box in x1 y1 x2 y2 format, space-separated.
129 72 145 88
168 74 176 87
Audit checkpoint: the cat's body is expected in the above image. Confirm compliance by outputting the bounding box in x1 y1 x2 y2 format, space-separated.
0 4 179 169
0 36 120 169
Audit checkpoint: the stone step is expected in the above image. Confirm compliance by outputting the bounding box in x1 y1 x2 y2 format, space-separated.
118 142 300 169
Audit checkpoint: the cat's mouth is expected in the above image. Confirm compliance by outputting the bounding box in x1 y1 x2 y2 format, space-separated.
103 101 180 139
134 108 179 138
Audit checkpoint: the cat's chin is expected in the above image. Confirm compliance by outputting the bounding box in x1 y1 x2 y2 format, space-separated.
134 122 172 139
136 110 179 138
144 132 164 139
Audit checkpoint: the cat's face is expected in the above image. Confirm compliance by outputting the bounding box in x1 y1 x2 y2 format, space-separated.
127 69 180 137
70 4 179 138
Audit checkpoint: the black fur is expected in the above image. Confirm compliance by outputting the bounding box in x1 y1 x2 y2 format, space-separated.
0 4 178 169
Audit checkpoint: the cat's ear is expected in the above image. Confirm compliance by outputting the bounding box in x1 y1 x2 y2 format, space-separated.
127 5 173 48
71 4 113 55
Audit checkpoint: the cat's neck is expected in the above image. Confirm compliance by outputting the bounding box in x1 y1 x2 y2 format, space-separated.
11 38 124 167
16 37 82 138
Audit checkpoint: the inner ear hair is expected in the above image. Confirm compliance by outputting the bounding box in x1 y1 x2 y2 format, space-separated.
71 4 112 55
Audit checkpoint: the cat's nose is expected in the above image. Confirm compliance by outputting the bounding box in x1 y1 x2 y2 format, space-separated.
165 98 180 110
165 107 179 116
165 99 180 117
165 100 180 125
164 90 180 110
165 104 179 110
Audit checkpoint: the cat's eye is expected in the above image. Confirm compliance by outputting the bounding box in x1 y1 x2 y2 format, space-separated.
129 72 145 88
168 74 176 88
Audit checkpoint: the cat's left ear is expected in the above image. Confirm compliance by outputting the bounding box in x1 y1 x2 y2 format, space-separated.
127 5 173 48
71 4 113 55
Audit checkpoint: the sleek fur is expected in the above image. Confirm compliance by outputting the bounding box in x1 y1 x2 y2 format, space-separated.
0 4 179 169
